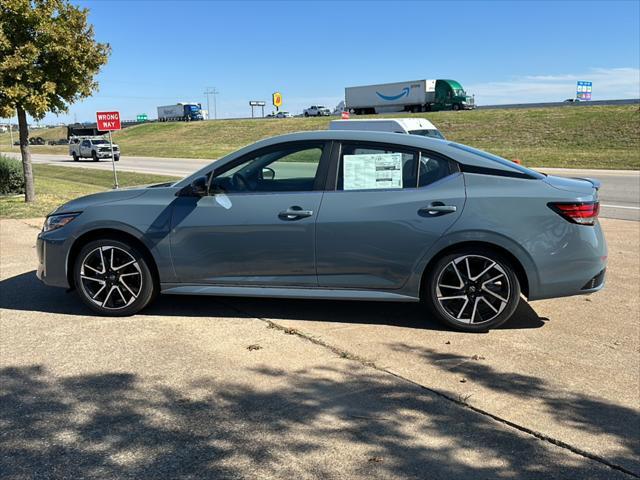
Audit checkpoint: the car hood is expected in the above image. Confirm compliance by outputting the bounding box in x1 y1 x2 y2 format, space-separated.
543 175 600 195
50 187 149 215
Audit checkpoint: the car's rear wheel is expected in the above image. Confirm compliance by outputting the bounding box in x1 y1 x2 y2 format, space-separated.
72 152 79 162
74 239 156 316
424 249 521 332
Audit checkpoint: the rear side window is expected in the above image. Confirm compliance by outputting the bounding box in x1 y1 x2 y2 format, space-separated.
418 152 456 187
337 143 417 191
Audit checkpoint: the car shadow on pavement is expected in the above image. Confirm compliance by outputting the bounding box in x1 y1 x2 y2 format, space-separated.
0 364 632 479
1 271 547 330
386 342 640 476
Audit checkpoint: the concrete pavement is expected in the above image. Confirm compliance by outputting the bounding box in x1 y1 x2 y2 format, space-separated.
1 217 638 478
4 151 640 220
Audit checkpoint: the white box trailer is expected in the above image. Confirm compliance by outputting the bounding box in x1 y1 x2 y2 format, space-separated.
157 103 204 122
345 79 474 113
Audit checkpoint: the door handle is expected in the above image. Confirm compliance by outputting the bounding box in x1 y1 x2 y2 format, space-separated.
419 204 457 215
278 206 314 220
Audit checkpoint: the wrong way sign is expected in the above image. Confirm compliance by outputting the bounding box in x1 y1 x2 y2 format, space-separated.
96 111 121 131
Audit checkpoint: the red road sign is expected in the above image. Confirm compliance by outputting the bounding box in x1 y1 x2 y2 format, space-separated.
341 111 350 120
96 111 121 131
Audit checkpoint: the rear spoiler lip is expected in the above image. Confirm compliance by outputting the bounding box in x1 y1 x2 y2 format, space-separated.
570 177 601 190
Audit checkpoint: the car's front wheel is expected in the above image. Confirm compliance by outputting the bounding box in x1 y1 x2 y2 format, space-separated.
74 239 156 316
424 249 521 332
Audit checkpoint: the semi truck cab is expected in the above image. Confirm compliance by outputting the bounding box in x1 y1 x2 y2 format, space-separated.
183 103 204 121
435 80 475 110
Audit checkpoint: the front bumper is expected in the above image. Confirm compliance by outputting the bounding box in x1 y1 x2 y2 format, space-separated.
97 151 119 158
36 232 71 288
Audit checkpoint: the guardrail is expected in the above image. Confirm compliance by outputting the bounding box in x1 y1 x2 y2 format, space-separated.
476 98 639 110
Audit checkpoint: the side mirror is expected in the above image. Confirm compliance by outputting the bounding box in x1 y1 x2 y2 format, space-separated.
262 167 275 180
179 176 208 197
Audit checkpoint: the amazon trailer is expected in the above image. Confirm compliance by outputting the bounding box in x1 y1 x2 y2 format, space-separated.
345 79 474 114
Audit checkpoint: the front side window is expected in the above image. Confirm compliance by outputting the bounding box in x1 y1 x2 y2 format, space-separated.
337 143 417 191
210 143 324 194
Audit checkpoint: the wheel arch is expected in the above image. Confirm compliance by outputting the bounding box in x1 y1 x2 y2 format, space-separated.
67 228 160 291
419 240 531 298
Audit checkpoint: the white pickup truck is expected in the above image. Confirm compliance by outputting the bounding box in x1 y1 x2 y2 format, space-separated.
303 105 331 117
69 137 120 162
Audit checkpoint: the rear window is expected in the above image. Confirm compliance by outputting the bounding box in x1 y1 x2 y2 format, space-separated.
410 129 445 140
448 143 545 179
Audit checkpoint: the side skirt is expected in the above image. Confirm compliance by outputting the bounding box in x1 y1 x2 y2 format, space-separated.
160 284 420 302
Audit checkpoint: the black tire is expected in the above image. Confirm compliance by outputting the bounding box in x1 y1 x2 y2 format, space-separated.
453 104 461 111
72 152 79 162
304 112 309 117
74 238 156 316
114 155 120 162
92 151 99 162
423 248 521 332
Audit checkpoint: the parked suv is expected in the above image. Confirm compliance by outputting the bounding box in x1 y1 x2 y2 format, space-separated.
69 137 120 162
303 105 331 117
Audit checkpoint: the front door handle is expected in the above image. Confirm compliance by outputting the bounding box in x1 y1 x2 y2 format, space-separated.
279 206 314 220
419 204 457 215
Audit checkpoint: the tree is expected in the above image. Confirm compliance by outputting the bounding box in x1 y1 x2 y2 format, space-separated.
0 0 109 202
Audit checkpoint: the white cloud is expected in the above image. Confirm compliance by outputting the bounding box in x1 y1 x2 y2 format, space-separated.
466 67 640 105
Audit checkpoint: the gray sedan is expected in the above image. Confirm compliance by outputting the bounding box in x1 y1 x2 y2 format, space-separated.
36 131 607 331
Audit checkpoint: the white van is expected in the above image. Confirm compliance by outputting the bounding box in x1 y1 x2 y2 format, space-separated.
329 118 445 139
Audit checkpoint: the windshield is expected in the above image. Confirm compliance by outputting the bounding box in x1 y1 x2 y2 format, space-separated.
189 105 199 111
453 89 466 97
448 143 545 179
410 129 445 140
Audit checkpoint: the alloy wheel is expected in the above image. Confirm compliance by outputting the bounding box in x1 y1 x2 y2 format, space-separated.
435 254 510 325
79 246 142 310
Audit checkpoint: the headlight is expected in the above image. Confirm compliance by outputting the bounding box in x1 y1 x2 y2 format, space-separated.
43 213 80 232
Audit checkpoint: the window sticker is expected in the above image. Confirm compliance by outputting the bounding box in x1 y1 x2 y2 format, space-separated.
343 153 403 190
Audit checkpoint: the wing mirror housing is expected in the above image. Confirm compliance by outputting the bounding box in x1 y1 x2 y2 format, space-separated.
179 176 208 197
262 167 275 180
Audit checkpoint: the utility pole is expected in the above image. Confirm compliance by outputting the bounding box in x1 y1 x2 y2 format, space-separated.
204 87 219 120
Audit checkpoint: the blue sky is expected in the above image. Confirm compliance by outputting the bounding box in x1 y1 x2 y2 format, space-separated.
24 0 640 123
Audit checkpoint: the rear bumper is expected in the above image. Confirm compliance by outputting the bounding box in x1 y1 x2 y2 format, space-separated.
528 221 607 300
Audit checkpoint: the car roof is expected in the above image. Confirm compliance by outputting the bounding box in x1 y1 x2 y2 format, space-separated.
330 118 438 131
176 130 540 187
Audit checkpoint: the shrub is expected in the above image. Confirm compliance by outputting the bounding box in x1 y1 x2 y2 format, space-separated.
0 155 25 195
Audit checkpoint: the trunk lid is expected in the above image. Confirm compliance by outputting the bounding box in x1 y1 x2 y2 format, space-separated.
544 175 600 195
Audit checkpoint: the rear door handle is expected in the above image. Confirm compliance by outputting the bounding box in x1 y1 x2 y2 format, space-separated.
419 204 457 215
279 206 314 220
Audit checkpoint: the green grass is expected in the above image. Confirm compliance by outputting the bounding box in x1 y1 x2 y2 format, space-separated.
0 163 178 219
1 104 638 169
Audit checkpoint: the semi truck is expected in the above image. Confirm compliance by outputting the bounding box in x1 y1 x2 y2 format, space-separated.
157 103 204 122
345 79 475 114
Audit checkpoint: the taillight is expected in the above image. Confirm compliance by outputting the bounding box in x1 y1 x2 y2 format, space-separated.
548 202 600 225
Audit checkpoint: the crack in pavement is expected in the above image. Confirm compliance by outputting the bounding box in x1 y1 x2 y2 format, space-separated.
220 300 640 479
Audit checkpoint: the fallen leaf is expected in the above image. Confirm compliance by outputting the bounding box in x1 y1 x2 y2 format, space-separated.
247 344 262 351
